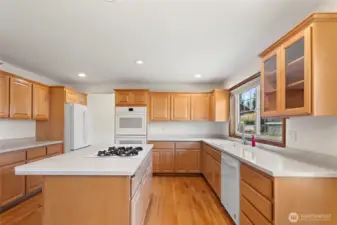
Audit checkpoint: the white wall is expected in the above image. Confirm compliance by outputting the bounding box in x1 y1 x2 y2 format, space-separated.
0 61 60 140
148 122 228 138
87 94 115 145
223 0 337 156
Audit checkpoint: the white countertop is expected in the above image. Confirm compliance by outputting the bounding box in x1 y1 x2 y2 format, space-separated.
0 138 63 154
15 144 153 176
149 136 337 178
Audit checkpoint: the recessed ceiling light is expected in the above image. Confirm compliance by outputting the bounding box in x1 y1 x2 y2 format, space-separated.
134 60 144 65
78 73 86 77
194 74 202 78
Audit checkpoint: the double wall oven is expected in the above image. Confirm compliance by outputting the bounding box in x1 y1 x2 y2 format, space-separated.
115 107 147 144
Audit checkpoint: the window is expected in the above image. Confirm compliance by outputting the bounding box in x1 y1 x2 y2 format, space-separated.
230 74 284 146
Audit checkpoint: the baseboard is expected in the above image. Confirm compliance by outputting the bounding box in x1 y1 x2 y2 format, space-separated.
153 173 202 177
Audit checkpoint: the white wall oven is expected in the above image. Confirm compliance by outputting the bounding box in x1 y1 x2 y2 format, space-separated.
115 107 147 143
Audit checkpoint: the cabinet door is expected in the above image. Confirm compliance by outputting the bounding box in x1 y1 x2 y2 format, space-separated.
10 77 32 119
160 151 175 173
213 160 221 198
78 94 87 105
131 186 142 225
0 72 10 118
133 91 148 105
170 94 190 121
65 90 79 104
281 30 311 115
261 51 280 116
150 93 170 121
0 162 26 207
115 91 132 106
33 84 49 120
175 150 200 173
26 158 44 194
191 94 211 121
152 151 160 173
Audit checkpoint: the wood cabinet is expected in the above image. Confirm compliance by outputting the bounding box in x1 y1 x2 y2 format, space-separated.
0 151 26 207
191 94 211 121
26 147 47 194
47 144 63 156
10 77 32 119
260 13 337 117
201 144 221 198
210 89 229 121
175 150 200 173
150 93 170 121
170 94 190 121
33 84 49 120
65 89 87 105
152 150 174 173
115 89 149 106
0 72 10 118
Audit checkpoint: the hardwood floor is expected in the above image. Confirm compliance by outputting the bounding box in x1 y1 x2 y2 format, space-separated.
0 176 233 225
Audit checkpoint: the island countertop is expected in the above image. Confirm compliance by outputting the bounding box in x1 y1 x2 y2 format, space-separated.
15 144 153 176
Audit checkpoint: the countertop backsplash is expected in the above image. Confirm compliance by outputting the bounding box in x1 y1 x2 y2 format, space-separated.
0 120 36 140
148 121 228 138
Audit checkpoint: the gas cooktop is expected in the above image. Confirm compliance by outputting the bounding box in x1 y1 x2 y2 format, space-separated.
97 146 143 157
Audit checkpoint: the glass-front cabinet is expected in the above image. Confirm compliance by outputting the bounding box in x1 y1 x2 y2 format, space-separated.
261 50 280 116
281 30 311 115
260 28 312 117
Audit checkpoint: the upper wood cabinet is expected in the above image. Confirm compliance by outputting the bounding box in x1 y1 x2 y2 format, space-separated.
191 94 211 121
115 89 149 106
150 93 170 121
33 84 49 120
10 77 32 119
0 72 10 118
260 13 337 117
65 89 87 105
210 89 230 121
170 94 191 121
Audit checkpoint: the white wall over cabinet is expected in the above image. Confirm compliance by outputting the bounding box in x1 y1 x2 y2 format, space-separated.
87 94 115 146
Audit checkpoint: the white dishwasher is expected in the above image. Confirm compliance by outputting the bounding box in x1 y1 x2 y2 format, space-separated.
221 152 240 225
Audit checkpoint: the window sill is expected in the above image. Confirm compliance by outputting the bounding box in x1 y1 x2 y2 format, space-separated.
229 134 285 148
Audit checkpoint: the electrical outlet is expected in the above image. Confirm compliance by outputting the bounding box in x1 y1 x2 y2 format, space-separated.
288 130 297 143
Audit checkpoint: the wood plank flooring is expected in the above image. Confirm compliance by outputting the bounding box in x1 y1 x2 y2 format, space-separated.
0 176 233 225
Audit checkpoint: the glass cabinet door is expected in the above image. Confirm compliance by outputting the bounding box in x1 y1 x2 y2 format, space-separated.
262 53 279 115
282 29 311 115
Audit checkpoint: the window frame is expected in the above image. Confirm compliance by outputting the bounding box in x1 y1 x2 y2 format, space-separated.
229 72 286 147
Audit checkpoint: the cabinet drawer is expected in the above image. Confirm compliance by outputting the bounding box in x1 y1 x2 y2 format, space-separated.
47 144 63 156
0 151 26 167
241 196 271 225
241 211 254 225
148 142 174 149
26 158 45 194
175 142 201 149
241 180 273 221
203 144 221 163
241 163 273 200
131 152 151 197
27 147 47 160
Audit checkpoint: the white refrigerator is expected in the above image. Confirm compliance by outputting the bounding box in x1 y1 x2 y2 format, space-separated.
64 103 90 153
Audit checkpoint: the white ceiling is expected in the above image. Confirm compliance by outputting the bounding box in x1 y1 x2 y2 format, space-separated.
0 0 328 84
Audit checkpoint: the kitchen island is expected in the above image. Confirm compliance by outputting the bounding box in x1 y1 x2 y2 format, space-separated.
15 144 153 225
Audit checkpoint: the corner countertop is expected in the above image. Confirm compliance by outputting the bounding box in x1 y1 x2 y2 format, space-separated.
0 138 63 154
149 136 337 178
15 144 153 176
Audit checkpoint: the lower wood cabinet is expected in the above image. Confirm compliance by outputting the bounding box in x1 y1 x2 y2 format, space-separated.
0 144 63 210
152 150 174 173
150 142 201 174
175 149 200 173
0 161 26 207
